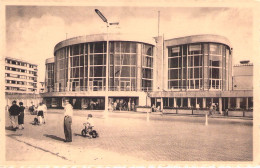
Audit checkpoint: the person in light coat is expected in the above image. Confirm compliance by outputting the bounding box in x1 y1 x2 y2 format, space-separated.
64 100 73 142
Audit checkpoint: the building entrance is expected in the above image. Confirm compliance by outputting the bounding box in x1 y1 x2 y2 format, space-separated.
109 97 138 111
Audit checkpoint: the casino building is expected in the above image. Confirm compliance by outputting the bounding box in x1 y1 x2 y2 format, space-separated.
42 33 253 113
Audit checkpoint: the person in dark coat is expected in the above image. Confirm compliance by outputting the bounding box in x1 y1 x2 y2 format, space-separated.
8 100 20 130
18 102 25 129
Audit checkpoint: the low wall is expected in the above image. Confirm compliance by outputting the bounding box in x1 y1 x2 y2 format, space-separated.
163 109 208 115
228 111 253 117
162 109 253 118
136 107 151 113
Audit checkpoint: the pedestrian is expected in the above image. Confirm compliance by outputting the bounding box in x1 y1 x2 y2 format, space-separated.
42 102 47 124
8 100 20 131
37 102 45 125
128 101 131 111
18 102 25 129
132 101 135 111
64 99 73 142
113 101 117 111
209 103 213 116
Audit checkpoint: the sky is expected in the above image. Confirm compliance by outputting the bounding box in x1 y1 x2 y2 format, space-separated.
5 6 253 82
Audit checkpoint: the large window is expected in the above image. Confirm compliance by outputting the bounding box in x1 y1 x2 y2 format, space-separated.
168 42 230 91
142 44 153 91
109 42 137 91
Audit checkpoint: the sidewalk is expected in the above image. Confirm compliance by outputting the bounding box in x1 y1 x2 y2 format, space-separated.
5 110 252 163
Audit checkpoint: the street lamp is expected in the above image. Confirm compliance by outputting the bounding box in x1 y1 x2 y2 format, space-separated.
95 9 119 112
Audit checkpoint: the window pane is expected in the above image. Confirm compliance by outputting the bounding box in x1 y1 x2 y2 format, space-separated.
212 68 219 79
110 54 114 65
121 66 130 77
130 54 136 65
194 56 200 66
169 58 178 68
114 54 120 65
130 43 137 53
169 69 178 79
194 68 200 78
73 45 79 55
122 54 130 65
80 56 84 66
121 42 130 53
94 42 104 53
94 54 104 65
131 67 136 77
94 66 105 77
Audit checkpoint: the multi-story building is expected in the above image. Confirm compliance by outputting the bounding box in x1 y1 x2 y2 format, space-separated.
42 33 253 113
5 57 42 107
233 60 253 91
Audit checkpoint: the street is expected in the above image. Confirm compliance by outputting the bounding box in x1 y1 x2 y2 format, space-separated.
5 109 253 165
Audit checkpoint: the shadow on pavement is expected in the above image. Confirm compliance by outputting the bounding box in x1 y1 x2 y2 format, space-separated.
44 134 64 142
74 133 83 137
5 126 17 131
6 134 22 137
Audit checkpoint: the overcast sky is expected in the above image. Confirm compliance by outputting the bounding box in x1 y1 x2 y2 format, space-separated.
5 6 253 82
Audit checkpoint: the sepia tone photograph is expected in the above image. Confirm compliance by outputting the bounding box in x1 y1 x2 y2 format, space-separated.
2 1 258 166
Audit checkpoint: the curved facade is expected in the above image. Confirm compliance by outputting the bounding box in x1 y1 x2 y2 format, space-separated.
165 35 232 91
45 57 54 92
44 34 155 109
54 34 154 92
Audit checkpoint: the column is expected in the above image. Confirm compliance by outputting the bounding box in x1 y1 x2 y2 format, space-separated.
136 44 142 91
188 98 191 108
67 46 71 91
246 97 249 110
218 98 222 114
228 97 231 109
202 98 206 108
173 98 177 108
161 97 164 110
181 98 183 107
105 96 108 114
236 97 240 109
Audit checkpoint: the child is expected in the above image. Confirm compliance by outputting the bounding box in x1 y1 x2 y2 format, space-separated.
18 102 25 129
86 114 94 129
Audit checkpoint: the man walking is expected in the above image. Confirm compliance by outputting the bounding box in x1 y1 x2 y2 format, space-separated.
64 99 73 142
9 100 20 131
42 102 47 124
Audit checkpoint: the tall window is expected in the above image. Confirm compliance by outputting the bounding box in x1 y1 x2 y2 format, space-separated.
109 42 137 91
168 42 229 90
142 44 153 91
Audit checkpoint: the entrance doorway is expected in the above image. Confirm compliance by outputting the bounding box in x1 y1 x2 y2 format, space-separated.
109 97 138 111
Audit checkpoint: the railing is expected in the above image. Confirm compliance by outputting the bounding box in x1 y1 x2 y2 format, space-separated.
45 86 153 93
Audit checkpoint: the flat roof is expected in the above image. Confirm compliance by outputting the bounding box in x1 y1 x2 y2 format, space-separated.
45 57 55 64
164 34 232 49
54 33 156 54
5 57 38 66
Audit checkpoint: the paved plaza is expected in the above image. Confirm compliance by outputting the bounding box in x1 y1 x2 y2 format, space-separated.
5 109 253 165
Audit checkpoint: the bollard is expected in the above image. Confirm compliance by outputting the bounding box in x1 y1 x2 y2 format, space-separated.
205 113 208 126
103 110 108 119
146 111 150 122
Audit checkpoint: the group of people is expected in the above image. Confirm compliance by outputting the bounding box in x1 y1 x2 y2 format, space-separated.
111 100 135 111
8 100 25 131
8 99 93 143
8 100 48 131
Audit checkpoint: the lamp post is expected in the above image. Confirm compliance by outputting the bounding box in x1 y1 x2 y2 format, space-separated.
95 9 119 112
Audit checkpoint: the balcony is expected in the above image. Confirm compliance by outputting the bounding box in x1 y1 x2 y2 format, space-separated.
44 86 153 93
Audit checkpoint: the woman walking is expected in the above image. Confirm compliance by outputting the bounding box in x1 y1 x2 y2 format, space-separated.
18 102 25 129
